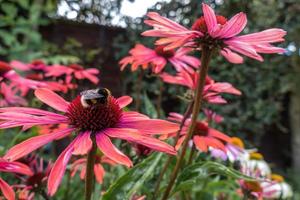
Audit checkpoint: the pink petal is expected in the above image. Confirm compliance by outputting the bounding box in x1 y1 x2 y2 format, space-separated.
118 119 179 135
0 178 15 200
225 40 263 61
104 128 176 155
34 88 69 112
96 133 133 167
116 96 133 108
234 28 286 44
72 131 92 155
220 48 244 64
193 136 208 152
202 3 217 34
0 161 33 176
94 164 105 184
213 12 247 38
4 128 74 161
47 140 75 196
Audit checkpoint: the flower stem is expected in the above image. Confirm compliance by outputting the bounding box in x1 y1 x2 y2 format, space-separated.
85 134 97 200
161 46 213 200
152 102 193 200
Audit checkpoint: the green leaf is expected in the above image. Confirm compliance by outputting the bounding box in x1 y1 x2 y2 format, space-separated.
101 153 163 200
173 161 254 194
142 92 158 118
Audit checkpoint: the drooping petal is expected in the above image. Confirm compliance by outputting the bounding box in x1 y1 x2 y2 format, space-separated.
4 128 74 161
116 96 133 108
0 161 33 176
202 3 217 34
220 48 244 64
96 133 132 167
34 88 69 112
72 131 92 155
94 164 105 184
47 139 75 196
0 178 15 200
117 119 179 135
104 128 176 155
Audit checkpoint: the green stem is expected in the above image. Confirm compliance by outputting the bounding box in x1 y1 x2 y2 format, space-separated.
161 46 213 200
152 102 193 200
187 143 196 165
135 69 144 111
85 134 97 200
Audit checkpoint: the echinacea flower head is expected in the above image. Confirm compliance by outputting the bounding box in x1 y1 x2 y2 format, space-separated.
143 3 286 63
167 112 231 152
0 88 178 195
241 152 271 179
160 69 241 104
0 159 33 200
239 180 263 200
119 44 199 73
15 155 52 198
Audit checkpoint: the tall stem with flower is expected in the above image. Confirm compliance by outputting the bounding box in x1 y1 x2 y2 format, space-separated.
161 45 213 200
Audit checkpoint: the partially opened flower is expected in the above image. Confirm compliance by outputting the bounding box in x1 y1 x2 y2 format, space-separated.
142 3 286 63
14 155 52 199
0 158 33 200
71 155 116 184
0 88 178 195
119 44 199 73
160 69 241 104
166 112 231 152
0 83 27 107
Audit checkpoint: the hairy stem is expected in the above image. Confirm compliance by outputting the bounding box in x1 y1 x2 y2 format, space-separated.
85 135 97 200
152 102 193 199
161 46 213 200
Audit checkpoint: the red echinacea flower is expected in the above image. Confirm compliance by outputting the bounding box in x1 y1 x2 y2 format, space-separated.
160 69 241 104
166 112 231 152
0 88 178 195
0 158 33 200
119 44 199 73
142 3 286 63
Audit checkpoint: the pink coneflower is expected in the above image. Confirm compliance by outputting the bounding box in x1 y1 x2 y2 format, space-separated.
14 155 52 199
166 112 231 152
0 88 178 195
45 64 99 84
71 155 116 184
0 82 27 107
0 61 46 95
142 3 286 63
0 158 33 200
160 69 241 104
119 44 200 73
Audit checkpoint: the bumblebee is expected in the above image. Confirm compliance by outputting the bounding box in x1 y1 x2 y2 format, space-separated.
80 88 111 108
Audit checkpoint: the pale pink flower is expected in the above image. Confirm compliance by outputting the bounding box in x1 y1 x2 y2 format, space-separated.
0 83 27 107
0 88 178 195
142 3 286 63
119 44 200 73
0 158 33 200
160 69 241 104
